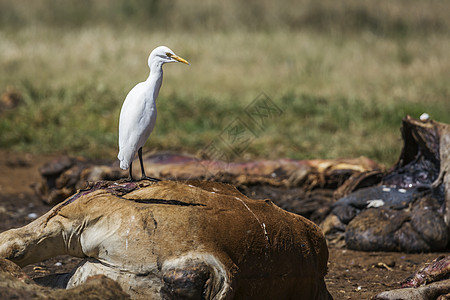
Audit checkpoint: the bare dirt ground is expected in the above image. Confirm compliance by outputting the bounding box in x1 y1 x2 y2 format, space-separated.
0 150 445 299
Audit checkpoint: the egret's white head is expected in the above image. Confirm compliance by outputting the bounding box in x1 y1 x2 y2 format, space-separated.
148 46 190 70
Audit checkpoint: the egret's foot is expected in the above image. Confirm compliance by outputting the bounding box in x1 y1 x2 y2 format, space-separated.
124 177 136 182
140 176 161 182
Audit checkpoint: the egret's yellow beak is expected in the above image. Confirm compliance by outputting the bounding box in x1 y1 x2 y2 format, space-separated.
172 55 190 65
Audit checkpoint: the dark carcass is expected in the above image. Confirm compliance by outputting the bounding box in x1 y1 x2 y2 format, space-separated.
323 116 450 252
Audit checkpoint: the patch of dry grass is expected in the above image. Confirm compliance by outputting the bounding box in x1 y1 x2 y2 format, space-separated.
1 28 448 103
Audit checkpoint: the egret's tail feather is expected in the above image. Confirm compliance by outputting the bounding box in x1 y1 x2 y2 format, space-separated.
118 151 131 170
119 160 129 170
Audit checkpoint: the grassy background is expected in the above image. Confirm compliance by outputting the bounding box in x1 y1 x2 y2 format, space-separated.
0 0 449 167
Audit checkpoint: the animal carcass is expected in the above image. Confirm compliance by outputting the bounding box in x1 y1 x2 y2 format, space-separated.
0 180 332 300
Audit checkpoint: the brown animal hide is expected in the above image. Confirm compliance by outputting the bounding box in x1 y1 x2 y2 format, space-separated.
2 180 332 300
323 116 450 252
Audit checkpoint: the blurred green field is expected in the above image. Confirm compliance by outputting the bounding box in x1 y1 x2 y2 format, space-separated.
0 0 449 167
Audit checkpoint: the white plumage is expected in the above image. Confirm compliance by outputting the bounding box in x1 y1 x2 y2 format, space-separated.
118 46 189 181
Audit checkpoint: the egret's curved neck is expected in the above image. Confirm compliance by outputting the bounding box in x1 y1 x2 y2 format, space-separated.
146 62 164 101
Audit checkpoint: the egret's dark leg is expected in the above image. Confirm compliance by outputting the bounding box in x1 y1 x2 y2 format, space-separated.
138 147 161 182
126 161 135 182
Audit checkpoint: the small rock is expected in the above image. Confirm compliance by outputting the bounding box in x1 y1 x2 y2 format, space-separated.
27 213 38 219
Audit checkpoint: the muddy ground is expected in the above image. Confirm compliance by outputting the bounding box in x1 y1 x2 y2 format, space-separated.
0 150 445 299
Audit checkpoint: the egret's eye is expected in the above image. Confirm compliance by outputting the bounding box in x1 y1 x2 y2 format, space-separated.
166 52 173 58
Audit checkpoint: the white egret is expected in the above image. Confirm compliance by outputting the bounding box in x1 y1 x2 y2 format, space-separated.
118 46 189 181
